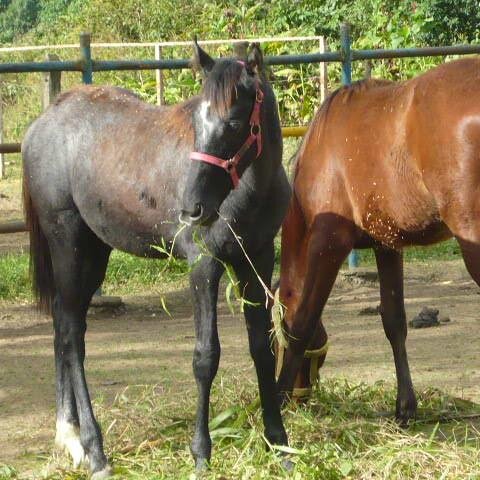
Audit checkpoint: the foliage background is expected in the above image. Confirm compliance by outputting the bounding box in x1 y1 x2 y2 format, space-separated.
0 0 478 154
0 5 477 477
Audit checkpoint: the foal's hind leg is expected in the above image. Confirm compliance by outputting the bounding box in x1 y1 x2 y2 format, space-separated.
374 246 416 424
46 210 112 478
233 243 288 449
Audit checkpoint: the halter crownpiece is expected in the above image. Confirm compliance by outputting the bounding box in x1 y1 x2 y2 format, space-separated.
189 61 264 188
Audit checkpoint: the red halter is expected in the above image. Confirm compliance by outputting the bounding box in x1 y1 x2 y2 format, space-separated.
190 64 264 188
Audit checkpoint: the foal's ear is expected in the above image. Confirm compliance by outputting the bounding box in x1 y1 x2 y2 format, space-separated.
247 42 264 74
193 36 215 76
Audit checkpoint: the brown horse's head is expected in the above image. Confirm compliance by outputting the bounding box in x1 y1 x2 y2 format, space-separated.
180 40 265 226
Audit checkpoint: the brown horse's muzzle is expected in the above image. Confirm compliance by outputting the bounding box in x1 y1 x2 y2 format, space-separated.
272 289 329 400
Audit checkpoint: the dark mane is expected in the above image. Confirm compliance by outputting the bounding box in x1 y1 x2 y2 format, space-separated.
202 59 247 117
53 85 141 106
316 79 393 135
319 78 393 119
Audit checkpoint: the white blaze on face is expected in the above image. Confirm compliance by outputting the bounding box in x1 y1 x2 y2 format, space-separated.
199 100 214 143
55 419 87 468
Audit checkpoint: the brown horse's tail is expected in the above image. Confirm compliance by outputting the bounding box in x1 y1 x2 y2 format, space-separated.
23 174 55 314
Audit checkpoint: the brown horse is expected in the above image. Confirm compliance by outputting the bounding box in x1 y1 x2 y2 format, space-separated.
276 57 480 423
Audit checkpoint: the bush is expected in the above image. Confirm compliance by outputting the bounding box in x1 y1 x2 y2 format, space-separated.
419 0 480 45
0 0 40 43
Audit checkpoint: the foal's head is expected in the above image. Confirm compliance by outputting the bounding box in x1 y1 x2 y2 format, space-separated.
181 40 265 226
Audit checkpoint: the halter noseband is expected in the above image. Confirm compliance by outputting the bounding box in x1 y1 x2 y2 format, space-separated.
189 62 264 188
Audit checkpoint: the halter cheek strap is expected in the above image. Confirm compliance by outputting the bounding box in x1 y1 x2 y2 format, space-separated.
190 63 264 188
272 289 329 399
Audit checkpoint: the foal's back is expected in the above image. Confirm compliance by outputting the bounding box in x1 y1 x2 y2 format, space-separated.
296 57 480 249
23 85 196 257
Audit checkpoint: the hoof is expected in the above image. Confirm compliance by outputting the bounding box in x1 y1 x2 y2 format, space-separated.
55 420 87 468
195 457 209 472
396 395 417 427
281 457 294 471
396 410 416 428
91 465 113 479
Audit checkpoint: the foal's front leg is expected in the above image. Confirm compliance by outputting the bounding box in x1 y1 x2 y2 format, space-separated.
189 256 224 470
233 244 288 449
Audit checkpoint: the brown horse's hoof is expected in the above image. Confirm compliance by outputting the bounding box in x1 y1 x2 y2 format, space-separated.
395 396 417 427
396 410 416 428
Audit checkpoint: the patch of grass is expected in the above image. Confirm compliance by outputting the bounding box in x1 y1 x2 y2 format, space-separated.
0 238 465 303
102 251 189 296
9 378 480 479
0 465 17 479
357 238 462 265
0 250 190 302
0 252 30 301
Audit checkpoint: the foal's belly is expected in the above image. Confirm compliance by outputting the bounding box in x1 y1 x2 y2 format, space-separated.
85 205 183 258
73 177 186 258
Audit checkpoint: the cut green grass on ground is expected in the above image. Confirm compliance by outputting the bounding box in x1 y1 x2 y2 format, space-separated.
2 378 480 479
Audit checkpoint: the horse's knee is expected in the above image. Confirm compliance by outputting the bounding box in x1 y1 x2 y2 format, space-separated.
193 343 220 381
287 319 316 355
310 216 356 256
380 309 407 344
54 321 85 357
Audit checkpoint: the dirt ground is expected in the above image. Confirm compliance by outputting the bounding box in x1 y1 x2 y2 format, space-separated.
1 254 480 476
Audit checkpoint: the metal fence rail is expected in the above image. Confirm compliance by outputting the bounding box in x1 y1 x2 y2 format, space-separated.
1 24 479 266
1 34 479 75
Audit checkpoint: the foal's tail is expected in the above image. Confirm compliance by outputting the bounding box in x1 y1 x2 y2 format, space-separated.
23 174 55 314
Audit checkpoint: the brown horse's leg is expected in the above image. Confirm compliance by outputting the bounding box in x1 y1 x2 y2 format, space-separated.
289 322 329 400
457 237 480 286
277 215 355 401
374 246 416 425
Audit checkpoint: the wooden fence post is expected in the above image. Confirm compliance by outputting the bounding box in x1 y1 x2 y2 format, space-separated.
233 41 249 58
319 36 328 103
364 60 372 79
155 44 164 105
0 84 4 179
42 53 61 110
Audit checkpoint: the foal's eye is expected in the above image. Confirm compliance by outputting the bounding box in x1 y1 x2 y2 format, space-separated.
228 120 242 131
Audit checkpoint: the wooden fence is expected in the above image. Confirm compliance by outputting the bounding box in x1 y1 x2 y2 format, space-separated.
0 36 325 232
0 53 62 233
